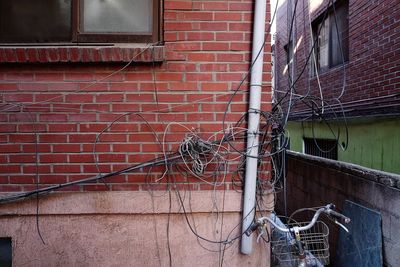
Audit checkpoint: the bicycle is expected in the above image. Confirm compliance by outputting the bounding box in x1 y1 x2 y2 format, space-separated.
245 204 351 267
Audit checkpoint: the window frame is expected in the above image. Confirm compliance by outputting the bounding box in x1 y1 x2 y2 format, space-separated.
72 0 160 44
0 0 161 45
311 0 349 73
303 137 338 160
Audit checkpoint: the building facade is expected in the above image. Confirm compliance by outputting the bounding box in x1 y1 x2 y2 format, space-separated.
274 0 400 173
0 0 272 265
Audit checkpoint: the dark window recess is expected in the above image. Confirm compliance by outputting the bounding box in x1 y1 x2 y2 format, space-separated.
0 0 160 44
0 0 71 43
303 138 338 160
0 237 12 267
312 0 349 72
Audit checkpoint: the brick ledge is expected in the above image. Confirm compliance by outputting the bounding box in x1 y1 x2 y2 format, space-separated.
0 45 165 63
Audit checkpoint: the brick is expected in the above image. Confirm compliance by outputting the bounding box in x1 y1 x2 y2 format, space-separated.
53 144 81 153
113 144 141 152
15 48 28 62
22 165 51 174
181 12 213 21
9 155 36 163
186 32 215 41
68 114 97 122
0 124 16 133
202 2 228 11
214 12 242 21
69 154 94 163
48 124 78 132
186 73 213 81
200 63 228 72
65 94 94 103
109 83 139 92
217 53 244 62
0 144 20 153
69 134 97 143
9 134 36 143
164 22 193 31
21 144 51 153
169 82 198 91
167 42 201 51
216 32 244 41
188 53 215 62
35 73 64 81
202 42 230 51
166 62 197 72
39 134 67 143
201 83 229 91
155 72 184 81
97 133 127 142
82 144 110 153
54 165 81 173
39 175 67 184
39 114 68 122
4 94 33 102
0 84 18 91
199 22 228 31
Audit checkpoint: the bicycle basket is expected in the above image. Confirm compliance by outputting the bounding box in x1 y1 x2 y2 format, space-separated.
271 220 330 266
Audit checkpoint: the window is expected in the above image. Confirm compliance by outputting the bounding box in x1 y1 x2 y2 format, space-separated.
0 0 160 44
303 138 338 160
312 0 348 72
0 237 12 267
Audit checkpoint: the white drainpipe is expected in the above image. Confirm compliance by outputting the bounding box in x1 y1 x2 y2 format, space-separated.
241 0 267 255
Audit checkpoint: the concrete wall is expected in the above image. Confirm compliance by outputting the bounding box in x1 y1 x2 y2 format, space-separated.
278 151 400 267
0 191 272 267
286 117 400 174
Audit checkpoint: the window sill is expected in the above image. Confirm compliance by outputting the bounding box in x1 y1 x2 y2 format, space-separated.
0 44 164 64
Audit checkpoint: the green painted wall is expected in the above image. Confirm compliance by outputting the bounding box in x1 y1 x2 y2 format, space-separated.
286 118 400 174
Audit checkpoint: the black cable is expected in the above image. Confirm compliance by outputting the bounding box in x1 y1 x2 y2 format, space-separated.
175 186 256 245
167 187 172 267
26 107 46 245
0 153 181 204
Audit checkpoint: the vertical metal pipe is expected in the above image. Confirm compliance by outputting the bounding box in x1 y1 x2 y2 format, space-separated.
241 0 268 255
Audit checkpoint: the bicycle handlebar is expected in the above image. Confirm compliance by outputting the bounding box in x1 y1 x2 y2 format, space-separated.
246 203 350 236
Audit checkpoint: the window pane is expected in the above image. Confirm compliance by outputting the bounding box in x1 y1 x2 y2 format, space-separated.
330 3 349 67
318 18 329 70
0 0 71 43
82 0 152 34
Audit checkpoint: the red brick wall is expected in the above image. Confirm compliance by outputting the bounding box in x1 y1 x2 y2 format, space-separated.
0 0 272 192
275 0 399 108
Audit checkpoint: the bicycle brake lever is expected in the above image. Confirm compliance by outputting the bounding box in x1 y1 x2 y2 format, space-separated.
256 227 265 243
334 220 349 233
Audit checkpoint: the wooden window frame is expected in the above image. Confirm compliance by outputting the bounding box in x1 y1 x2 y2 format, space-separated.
0 0 161 45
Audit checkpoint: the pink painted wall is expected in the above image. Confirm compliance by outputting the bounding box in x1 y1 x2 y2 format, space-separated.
0 191 272 266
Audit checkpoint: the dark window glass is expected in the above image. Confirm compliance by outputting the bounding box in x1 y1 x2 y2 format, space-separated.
329 2 349 67
304 138 338 160
0 237 12 267
0 0 71 43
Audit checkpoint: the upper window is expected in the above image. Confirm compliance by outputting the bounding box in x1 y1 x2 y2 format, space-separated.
312 0 349 72
0 0 160 44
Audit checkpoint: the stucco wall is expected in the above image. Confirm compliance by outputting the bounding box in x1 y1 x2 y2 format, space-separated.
0 191 272 267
